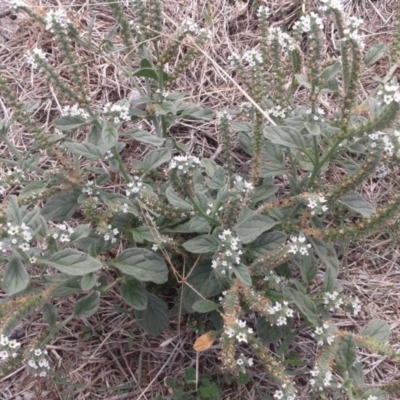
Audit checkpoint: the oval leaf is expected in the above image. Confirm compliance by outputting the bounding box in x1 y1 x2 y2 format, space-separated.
135 293 169 336
121 278 148 310
192 299 220 313
2 256 30 296
44 249 103 276
110 248 168 284
235 215 276 244
74 291 100 318
361 319 390 343
339 193 376 218
182 235 219 255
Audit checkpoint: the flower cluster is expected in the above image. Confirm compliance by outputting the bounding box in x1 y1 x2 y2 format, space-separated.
368 130 400 157
168 155 201 172
242 49 263 69
287 235 312 256
322 291 344 312
268 301 294 326
267 27 297 54
26 48 46 69
216 110 233 124
311 322 335 346
62 104 89 119
49 223 74 243
273 388 296 400
45 9 71 32
224 318 254 344
227 52 241 67
9 0 27 11
293 12 323 36
0 335 21 361
263 270 287 288
1 222 33 253
307 193 328 216
126 176 143 196
233 175 253 195
267 105 288 119
82 180 98 197
310 367 341 392
181 19 199 35
236 353 254 369
212 229 243 275
347 296 362 316
320 0 344 12
103 225 119 244
103 103 130 124
26 348 51 377
343 16 364 47
377 83 400 105
256 5 270 18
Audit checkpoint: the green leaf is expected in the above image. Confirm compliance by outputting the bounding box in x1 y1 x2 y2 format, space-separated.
63 142 103 160
295 252 318 284
364 41 388 67
41 189 81 221
133 67 159 81
110 248 168 284
54 116 88 131
336 335 357 368
308 238 339 274
283 287 320 326
74 291 100 318
126 129 165 146
339 193 376 218
295 74 311 89
192 299 220 313
42 303 58 327
361 319 390 343
69 224 91 243
233 264 252 286
235 215 276 244
319 61 341 82
2 256 30 296
21 100 41 113
166 186 192 209
182 235 219 255
142 148 171 173
101 124 118 150
263 125 306 149
247 232 287 258
304 121 321 136
81 273 97 290
43 249 103 276
180 107 214 121
7 195 22 225
135 293 169 336
121 278 148 310
154 102 177 116
181 264 221 313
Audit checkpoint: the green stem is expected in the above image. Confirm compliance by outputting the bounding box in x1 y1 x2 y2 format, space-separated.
111 147 130 182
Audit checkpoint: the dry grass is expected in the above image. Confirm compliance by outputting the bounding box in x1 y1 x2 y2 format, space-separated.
1 0 400 399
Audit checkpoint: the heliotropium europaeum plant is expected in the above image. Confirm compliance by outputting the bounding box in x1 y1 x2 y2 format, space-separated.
1 0 400 398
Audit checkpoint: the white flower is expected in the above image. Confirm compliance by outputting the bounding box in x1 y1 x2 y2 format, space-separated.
237 319 246 328
34 349 42 356
236 358 244 366
236 332 247 343
273 390 284 399
247 357 254 367
225 328 235 338
152 244 159 252
45 9 72 32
